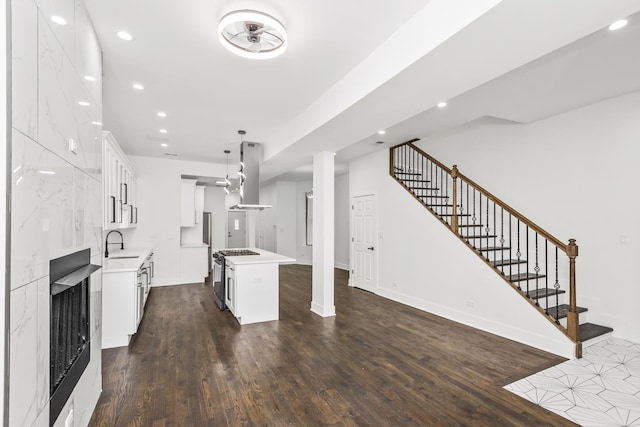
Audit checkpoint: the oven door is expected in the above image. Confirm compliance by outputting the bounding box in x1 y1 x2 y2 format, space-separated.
213 257 226 310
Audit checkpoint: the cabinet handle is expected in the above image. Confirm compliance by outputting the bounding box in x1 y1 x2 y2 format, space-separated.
150 261 154 278
122 183 128 204
119 200 123 223
129 204 134 223
110 196 116 223
134 207 138 224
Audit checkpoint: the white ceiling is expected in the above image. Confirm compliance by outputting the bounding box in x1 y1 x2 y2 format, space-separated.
84 0 640 182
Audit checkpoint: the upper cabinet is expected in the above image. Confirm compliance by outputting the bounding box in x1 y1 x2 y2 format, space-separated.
180 181 205 227
104 131 137 230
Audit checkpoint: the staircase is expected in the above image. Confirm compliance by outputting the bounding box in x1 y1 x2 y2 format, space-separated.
390 139 612 358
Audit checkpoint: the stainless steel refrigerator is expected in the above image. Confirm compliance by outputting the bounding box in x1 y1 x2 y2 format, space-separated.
203 212 212 272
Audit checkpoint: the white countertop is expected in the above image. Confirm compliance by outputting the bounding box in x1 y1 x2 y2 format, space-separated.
103 248 153 273
221 248 295 265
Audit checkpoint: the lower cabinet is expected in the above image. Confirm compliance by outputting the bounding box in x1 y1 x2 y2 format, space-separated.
103 263 150 349
227 262 279 325
180 245 207 284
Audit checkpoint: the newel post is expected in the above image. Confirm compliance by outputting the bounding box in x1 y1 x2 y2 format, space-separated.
450 165 458 233
566 238 581 356
389 146 394 176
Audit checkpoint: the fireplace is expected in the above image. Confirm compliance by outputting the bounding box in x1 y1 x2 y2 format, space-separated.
49 249 100 426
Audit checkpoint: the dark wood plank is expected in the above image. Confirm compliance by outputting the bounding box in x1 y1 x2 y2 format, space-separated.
89 265 576 427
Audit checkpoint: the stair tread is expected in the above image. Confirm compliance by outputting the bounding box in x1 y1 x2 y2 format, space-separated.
395 172 422 176
419 195 449 199
528 288 566 299
439 213 472 217
580 323 614 341
546 304 587 320
409 187 439 191
430 204 458 207
402 179 431 183
492 259 528 267
477 246 510 251
462 235 498 239
458 224 484 228
509 272 546 282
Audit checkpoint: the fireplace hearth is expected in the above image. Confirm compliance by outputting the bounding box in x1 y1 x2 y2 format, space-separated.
49 249 100 426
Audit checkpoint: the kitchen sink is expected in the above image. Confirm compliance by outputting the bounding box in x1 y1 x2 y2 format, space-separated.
108 256 139 260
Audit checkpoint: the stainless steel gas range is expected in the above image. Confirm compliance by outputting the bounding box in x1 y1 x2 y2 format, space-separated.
212 249 260 310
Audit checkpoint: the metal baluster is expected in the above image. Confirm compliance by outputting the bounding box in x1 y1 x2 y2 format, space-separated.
485 197 490 260
509 213 512 280
545 240 549 314
459 177 464 232
516 220 521 290
479 194 483 252
525 225 530 297
472 188 477 239
534 233 540 307
554 247 560 323
500 207 505 275
493 202 496 255
466 182 469 230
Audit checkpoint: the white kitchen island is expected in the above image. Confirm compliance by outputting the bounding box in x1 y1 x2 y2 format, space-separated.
224 249 294 325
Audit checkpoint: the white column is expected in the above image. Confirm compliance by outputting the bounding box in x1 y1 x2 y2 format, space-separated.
1 1 8 421
311 151 336 317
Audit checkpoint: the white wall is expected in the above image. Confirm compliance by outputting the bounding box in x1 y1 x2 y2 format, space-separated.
349 91 640 357
258 182 277 251
276 181 297 258
334 174 350 270
127 155 226 286
295 177 350 269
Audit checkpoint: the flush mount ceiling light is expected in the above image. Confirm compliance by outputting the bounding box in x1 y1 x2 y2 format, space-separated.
609 19 628 31
218 10 287 59
51 16 67 26
132 83 144 90
437 101 447 108
116 31 134 41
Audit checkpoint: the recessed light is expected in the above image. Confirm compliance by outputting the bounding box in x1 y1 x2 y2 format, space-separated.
159 129 168 134
437 102 447 108
84 75 96 82
161 143 168 148
116 31 134 41
78 101 90 107
51 16 67 26
38 170 56 175
376 141 385 145
609 19 628 31
132 83 144 90
378 130 386 135
157 112 167 118
91 121 102 126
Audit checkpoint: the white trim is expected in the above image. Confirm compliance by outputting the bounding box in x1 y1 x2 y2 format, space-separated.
310 301 336 317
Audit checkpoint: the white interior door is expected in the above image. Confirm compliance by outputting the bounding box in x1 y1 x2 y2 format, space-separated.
352 195 376 292
227 211 246 248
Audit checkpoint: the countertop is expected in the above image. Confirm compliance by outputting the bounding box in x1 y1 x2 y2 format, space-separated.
103 248 153 273
221 248 295 265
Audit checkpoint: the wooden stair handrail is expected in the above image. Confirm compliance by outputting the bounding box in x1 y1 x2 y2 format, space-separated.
407 142 567 253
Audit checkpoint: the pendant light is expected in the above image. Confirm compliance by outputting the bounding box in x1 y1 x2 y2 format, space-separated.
237 130 246 199
216 150 232 194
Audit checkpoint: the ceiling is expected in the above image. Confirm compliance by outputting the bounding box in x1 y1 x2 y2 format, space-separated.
84 0 640 183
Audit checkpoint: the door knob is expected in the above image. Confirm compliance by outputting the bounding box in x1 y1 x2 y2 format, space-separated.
367 246 374 251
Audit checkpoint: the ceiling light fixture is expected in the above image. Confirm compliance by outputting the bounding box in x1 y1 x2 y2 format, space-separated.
51 16 67 26
159 129 167 134
157 112 167 118
84 75 96 82
116 31 134 41
378 130 386 135
78 101 90 107
437 102 447 108
161 143 168 147
132 83 144 90
609 19 628 31
306 189 314 199
218 10 287 60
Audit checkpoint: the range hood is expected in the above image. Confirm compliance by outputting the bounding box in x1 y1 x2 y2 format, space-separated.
230 141 272 210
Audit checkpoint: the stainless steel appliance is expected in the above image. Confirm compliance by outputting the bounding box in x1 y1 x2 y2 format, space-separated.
203 212 212 272
212 249 260 310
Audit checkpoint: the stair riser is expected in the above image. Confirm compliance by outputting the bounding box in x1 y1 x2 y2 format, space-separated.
557 311 588 329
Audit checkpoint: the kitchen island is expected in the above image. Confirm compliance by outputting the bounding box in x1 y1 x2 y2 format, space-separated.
223 248 294 325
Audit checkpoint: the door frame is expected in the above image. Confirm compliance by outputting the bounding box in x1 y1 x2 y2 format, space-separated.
349 194 378 292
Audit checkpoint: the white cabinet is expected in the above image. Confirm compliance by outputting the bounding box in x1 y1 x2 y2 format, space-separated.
180 245 208 283
103 131 137 229
102 269 141 348
225 260 236 315
180 179 197 227
195 185 205 224
228 262 279 325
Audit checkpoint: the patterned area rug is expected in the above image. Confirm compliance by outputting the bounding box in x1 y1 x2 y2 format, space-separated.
505 338 640 426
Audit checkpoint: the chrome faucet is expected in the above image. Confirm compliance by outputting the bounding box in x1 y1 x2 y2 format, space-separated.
105 230 124 258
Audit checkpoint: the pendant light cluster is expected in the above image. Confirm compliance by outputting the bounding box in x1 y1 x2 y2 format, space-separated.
216 150 232 194
237 130 246 199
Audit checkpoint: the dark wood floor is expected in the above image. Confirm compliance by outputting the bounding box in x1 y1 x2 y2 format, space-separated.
89 265 576 426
